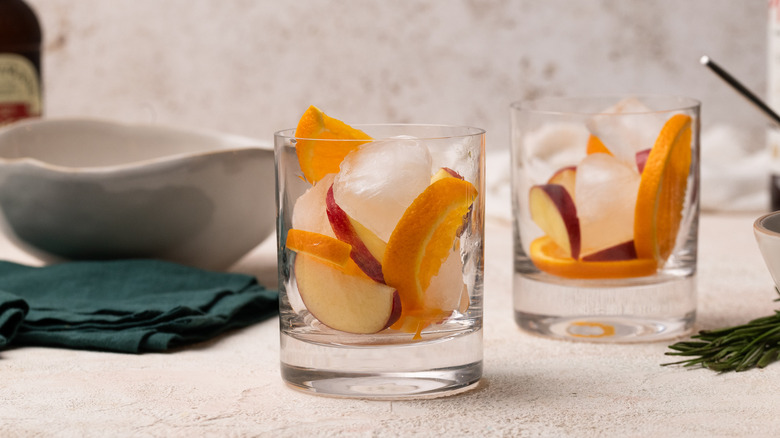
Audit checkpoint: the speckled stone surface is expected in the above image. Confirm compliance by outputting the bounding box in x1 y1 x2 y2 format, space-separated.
2 212 780 437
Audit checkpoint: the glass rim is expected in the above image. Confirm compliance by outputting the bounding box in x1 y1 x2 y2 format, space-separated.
510 94 701 116
274 123 486 141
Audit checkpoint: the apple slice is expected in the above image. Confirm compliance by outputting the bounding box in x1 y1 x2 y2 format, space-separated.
529 184 581 259
581 240 637 262
326 185 386 283
295 252 401 334
547 166 577 199
635 148 651 173
431 167 464 183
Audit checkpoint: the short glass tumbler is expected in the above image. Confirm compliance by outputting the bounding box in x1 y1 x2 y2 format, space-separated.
275 124 485 398
510 96 700 342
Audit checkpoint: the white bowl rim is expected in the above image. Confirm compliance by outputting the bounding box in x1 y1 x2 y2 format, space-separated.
0 117 273 174
754 211 780 238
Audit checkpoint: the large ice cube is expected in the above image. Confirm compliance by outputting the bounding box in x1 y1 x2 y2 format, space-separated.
333 137 433 242
585 97 666 169
575 153 641 256
424 248 466 313
523 122 589 184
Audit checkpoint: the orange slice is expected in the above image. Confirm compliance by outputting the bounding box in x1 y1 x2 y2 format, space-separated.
568 321 616 338
286 228 352 268
294 105 373 184
390 308 452 338
383 177 478 317
586 134 612 155
529 236 656 279
633 114 693 263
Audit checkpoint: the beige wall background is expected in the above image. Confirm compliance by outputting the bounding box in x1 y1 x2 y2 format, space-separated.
26 0 767 152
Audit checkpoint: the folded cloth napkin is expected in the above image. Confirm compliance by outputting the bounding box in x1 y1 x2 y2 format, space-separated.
0 289 28 348
0 259 278 353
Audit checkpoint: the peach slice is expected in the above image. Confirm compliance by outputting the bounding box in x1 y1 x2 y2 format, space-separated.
285 228 352 268
529 184 581 260
326 185 386 283
294 252 401 334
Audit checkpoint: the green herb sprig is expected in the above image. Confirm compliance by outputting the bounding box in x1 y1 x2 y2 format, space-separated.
663 290 780 372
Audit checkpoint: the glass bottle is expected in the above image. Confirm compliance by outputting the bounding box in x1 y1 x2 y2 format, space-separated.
0 0 42 126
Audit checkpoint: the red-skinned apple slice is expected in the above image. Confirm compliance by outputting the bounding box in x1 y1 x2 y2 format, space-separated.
326 185 386 283
295 252 401 334
431 167 464 183
581 240 637 262
547 166 577 199
636 149 651 173
529 184 581 260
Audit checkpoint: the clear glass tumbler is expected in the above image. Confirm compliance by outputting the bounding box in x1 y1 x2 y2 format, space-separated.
275 124 485 398
511 96 700 342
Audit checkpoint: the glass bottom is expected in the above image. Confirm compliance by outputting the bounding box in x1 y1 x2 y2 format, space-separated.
280 328 482 400
513 274 696 343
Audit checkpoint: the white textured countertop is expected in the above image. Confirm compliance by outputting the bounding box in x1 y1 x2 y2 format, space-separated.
2 212 780 437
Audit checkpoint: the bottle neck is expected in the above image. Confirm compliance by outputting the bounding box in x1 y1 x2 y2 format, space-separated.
0 0 42 52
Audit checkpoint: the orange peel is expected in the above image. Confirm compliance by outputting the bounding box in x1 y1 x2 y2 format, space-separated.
633 114 693 263
293 105 372 184
586 134 612 155
529 236 656 279
285 228 352 268
383 177 477 333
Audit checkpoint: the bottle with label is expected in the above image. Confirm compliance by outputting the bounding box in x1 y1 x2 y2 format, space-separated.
0 0 42 127
769 1 780 210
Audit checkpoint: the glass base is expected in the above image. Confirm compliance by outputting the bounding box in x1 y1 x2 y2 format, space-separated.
514 274 696 343
280 329 482 400
515 312 695 342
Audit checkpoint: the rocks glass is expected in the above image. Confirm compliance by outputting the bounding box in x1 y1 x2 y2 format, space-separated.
275 123 485 398
511 96 700 342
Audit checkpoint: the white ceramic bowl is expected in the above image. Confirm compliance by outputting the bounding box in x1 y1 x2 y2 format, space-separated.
754 211 780 289
0 118 275 271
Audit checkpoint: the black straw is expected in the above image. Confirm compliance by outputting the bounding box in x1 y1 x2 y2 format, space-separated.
700 55 780 127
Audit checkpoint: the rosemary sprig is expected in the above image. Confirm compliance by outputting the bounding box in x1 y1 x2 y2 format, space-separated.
662 290 780 372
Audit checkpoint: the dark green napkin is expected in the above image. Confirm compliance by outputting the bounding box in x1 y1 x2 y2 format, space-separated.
0 289 28 348
0 259 278 353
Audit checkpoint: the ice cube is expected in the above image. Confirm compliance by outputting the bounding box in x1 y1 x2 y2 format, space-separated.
575 153 641 256
292 173 337 237
428 136 477 180
424 248 466 313
523 122 589 184
333 137 433 242
585 97 666 169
